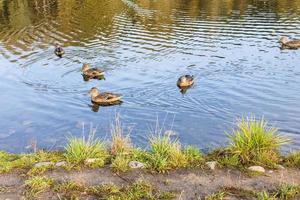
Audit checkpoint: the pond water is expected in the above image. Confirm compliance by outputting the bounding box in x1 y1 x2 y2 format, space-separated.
0 0 300 153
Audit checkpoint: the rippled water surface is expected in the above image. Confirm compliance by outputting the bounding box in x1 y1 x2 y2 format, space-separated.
1 0 300 152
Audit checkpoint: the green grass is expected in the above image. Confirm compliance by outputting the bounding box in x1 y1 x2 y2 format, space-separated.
64 134 108 166
275 184 300 200
88 183 120 197
256 184 300 200
283 152 300 168
205 148 240 168
24 176 53 198
205 190 225 200
0 151 63 173
227 117 289 168
110 116 132 156
54 180 175 200
257 191 276 200
111 154 130 173
183 145 204 168
106 179 175 200
147 135 187 172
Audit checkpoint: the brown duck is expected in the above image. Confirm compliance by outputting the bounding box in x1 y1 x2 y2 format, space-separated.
54 44 64 58
279 36 300 49
177 75 194 87
88 87 122 105
81 64 104 80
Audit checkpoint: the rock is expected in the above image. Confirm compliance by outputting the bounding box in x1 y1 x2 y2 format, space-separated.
129 161 145 169
55 161 67 167
34 161 53 167
206 161 217 170
277 164 285 170
248 166 265 173
85 158 101 164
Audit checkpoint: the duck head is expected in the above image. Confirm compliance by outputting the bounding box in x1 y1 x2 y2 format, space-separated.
88 87 99 98
81 63 90 72
279 36 288 44
55 43 61 48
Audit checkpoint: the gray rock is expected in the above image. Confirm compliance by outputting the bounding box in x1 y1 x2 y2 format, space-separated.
55 161 67 167
206 161 217 170
34 161 53 167
129 161 145 169
248 166 265 173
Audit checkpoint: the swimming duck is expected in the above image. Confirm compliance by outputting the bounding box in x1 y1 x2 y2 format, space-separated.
54 44 64 58
88 87 122 105
177 75 194 87
279 36 300 49
81 64 104 80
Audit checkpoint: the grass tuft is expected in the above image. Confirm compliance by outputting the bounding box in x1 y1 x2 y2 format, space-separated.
54 181 85 200
183 145 204 168
283 151 300 168
106 179 175 200
110 116 132 156
257 191 276 200
275 184 300 200
88 183 120 197
111 154 130 173
227 117 289 167
24 176 53 198
205 190 225 200
148 135 187 172
64 133 108 166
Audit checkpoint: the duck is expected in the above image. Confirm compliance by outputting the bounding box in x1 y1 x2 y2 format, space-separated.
88 87 122 105
177 75 194 88
279 36 300 49
54 43 64 58
81 64 104 80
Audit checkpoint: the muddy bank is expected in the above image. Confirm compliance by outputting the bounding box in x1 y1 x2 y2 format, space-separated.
0 167 299 199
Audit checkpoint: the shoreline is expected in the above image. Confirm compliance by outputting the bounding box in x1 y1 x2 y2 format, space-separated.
0 117 299 199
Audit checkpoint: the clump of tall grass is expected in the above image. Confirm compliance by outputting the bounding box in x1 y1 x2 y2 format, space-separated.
227 117 289 167
183 145 204 168
24 176 53 198
283 151 300 168
256 191 276 200
110 116 132 156
275 184 300 200
64 132 108 166
148 134 187 172
111 154 130 173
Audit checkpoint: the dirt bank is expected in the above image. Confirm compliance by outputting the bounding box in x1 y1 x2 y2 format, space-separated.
0 167 299 199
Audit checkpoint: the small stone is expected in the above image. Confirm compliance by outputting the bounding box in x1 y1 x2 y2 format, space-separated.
248 166 265 173
55 161 67 167
129 161 145 169
206 161 217 170
85 158 100 164
34 161 53 167
277 164 285 170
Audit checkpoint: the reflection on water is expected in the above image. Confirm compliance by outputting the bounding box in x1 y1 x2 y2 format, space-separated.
1 0 300 152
